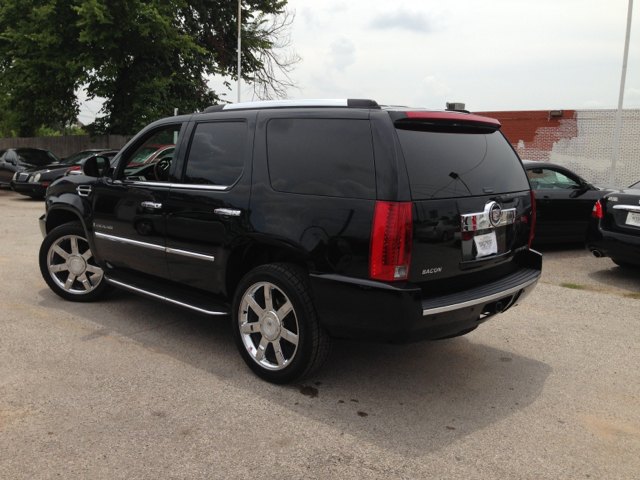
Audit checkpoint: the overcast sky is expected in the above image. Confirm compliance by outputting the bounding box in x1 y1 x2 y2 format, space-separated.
78 0 640 124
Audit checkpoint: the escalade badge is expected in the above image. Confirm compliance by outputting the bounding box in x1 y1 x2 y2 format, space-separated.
489 202 502 226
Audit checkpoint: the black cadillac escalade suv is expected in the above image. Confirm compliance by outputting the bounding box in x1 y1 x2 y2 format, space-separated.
38 99 541 383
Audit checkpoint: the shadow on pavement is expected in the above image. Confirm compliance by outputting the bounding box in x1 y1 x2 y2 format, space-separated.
588 265 640 292
38 287 552 457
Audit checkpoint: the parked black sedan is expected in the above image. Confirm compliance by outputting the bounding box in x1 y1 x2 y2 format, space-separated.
586 190 640 268
523 160 608 243
0 148 59 190
10 149 117 198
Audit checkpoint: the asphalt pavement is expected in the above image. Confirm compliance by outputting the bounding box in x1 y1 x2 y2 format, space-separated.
1 187 639 479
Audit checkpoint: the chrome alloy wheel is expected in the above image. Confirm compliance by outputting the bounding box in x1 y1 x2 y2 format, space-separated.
238 282 299 371
46 235 104 295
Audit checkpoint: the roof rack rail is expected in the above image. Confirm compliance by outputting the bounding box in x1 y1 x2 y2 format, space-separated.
203 98 379 113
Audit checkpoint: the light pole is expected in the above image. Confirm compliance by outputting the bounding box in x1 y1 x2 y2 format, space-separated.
609 0 634 187
237 0 242 103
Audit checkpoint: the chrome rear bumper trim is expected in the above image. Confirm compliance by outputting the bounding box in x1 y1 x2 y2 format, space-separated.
422 276 539 316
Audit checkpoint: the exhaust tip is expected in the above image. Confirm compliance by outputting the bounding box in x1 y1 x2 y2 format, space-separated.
592 250 603 258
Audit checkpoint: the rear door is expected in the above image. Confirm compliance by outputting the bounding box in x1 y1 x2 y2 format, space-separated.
163 112 256 295
390 112 533 290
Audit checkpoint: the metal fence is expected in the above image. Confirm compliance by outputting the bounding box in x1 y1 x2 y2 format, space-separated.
0 135 134 159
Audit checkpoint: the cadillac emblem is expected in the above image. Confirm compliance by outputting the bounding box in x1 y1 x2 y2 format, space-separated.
489 202 502 226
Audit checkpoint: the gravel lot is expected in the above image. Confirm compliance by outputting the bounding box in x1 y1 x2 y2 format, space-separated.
1 186 639 479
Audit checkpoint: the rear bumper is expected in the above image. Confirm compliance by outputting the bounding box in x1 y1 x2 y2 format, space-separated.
310 249 542 343
586 219 640 265
10 181 47 197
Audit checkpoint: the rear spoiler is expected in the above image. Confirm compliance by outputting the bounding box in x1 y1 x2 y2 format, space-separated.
390 111 501 133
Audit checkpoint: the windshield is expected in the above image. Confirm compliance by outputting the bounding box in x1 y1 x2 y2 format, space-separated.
60 151 98 165
15 149 58 166
128 146 163 165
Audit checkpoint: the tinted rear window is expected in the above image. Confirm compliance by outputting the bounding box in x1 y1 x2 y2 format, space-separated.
267 118 376 199
396 129 529 199
15 149 58 166
184 121 246 186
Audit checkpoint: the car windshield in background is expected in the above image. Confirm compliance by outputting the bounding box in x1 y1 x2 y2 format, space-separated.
128 146 163 164
60 151 96 165
395 129 530 200
15 149 58 166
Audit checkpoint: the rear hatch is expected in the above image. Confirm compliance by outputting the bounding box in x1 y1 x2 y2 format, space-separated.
602 190 640 235
390 111 534 297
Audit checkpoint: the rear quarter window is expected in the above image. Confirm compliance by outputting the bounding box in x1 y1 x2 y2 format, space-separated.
267 118 376 199
396 129 530 199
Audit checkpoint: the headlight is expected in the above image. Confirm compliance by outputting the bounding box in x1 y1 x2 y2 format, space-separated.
34 173 41 183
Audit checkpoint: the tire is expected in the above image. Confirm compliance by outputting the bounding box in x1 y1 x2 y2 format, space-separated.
612 259 639 269
232 263 331 384
39 221 112 302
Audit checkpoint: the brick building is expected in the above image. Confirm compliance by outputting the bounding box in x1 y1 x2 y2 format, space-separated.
474 109 640 187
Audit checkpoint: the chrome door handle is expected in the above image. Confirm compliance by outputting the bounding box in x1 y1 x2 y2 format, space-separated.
214 208 241 217
141 201 162 209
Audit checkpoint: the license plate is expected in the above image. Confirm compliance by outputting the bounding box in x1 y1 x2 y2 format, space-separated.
474 231 498 258
626 212 640 227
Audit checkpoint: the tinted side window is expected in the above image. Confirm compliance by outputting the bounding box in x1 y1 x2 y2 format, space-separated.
267 119 376 199
396 129 530 199
184 121 247 185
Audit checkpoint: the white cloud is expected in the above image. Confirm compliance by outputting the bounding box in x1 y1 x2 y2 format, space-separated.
328 36 356 72
369 7 433 33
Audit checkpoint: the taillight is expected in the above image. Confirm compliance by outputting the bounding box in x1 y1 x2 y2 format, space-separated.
592 200 603 218
528 190 536 249
370 201 412 281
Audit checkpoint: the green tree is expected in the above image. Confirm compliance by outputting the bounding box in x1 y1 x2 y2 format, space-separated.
0 0 84 137
0 0 298 136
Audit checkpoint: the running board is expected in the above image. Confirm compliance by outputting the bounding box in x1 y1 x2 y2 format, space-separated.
104 271 230 316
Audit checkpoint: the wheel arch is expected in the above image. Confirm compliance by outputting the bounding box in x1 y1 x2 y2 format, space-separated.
225 239 312 299
45 206 88 235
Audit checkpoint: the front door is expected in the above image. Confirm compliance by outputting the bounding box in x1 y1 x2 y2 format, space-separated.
164 113 256 295
91 123 186 279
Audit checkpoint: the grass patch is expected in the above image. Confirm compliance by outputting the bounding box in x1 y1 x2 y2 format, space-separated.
560 283 586 290
624 293 640 299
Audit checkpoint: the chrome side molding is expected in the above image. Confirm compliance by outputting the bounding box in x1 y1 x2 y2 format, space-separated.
95 232 214 261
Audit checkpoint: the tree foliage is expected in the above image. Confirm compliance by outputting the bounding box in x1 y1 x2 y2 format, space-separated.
0 0 298 136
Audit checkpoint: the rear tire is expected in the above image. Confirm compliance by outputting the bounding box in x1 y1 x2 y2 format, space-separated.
39 222 112 302
232 263 331 384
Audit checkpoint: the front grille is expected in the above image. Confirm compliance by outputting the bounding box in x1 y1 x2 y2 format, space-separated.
18 173 29 182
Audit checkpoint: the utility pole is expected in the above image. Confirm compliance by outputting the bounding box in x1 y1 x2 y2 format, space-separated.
609 0 634 187
237 0 242 103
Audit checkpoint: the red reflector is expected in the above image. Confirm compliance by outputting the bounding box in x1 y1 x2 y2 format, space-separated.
461 231 474 241
370 201 412 281
528 190 536 249
592 200 603 218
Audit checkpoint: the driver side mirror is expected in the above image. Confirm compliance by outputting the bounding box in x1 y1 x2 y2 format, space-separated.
82 156 109 177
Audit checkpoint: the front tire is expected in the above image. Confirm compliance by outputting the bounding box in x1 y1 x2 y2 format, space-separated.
232 263 331 384
39 222 112 302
